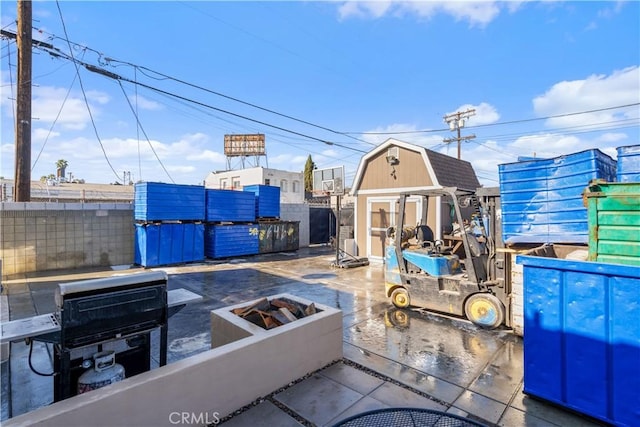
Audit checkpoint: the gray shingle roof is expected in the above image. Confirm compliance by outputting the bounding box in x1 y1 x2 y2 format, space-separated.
424 149 480 190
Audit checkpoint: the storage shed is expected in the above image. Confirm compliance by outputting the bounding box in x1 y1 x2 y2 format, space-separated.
350 139 480 261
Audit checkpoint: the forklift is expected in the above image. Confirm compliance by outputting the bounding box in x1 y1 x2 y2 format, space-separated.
384 187 510 329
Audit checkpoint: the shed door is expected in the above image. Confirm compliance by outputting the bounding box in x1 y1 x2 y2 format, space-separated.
367 197 421 261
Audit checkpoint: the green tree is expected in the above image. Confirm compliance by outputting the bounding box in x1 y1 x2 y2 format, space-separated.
303 155 315 193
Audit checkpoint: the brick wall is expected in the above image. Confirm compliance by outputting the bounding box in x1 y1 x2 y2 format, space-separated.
1 203 134 279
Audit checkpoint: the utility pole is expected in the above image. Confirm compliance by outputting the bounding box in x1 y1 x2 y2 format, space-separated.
14 0 32 201
443 108 476 160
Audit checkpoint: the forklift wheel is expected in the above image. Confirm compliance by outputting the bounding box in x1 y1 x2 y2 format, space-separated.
391 288 410 309
464 293 505 329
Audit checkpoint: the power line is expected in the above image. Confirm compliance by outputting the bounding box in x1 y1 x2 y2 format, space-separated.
443 108 476 160
32 73 78 172
4 36 16 136
16 31 370 156
468 103 640 130
55 1 122 182
481 118 639 142
121 76 368 154
78 61 370 154
343 103 640 135
14 24 376 147
103 60 376 147
117 80 174 183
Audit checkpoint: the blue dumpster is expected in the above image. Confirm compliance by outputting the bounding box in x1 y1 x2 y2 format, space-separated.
135 222 204 267
518 252 640 426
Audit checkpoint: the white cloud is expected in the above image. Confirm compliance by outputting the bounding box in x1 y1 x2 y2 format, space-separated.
167 165 196 174
510 133 582 156
270 153 312 171
1 143 13 154
338 1 393 19
128 94 163 111
85 90 110 105
448 102 500 126
358 123 445 147
596 132 627 144
194 150 226 163
338 1 503 27
597 1 625 19
533 66 640 128
30 86 112 131
584 21 597 31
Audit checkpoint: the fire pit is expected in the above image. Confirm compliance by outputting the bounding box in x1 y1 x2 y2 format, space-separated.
231 296 320 330
210 293 341 351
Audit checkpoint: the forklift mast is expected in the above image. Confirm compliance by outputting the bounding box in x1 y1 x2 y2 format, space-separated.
395 187 492 285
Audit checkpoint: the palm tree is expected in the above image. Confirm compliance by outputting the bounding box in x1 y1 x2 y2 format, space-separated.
56 159 68 179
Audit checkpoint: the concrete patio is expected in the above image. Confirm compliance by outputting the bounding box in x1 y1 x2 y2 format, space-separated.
1 247 605 426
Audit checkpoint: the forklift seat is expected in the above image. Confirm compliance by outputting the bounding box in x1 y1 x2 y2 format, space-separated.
415 225 434 247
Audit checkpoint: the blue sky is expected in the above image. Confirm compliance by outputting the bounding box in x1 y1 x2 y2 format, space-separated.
1 1 639 187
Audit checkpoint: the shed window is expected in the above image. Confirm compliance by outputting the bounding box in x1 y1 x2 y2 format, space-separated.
281 179 288 192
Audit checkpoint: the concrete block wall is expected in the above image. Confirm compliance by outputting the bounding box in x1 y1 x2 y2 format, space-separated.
280 203 310 248
1 203 134 279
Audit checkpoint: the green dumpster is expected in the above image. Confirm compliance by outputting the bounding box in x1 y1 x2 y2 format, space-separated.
585 181 640 266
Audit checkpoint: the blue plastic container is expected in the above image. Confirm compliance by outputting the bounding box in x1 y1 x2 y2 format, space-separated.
518 254 640 426
134 222 204 267
243 185 280 218
134 182 205 221
205 189 256 222
499 149 616 244
204 224 259 258
617 145 640 183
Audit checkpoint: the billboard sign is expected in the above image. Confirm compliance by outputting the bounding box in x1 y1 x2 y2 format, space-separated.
224 134 266 157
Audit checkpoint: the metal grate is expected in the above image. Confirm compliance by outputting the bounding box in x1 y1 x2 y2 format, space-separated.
332 408 487 427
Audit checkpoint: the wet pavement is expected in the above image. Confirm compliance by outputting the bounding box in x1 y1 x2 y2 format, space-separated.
0 247 605 426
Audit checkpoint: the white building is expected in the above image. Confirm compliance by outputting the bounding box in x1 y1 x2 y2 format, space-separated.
203 167 305 204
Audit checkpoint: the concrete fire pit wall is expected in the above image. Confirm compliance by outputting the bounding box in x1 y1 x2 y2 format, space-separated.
4 294 342 427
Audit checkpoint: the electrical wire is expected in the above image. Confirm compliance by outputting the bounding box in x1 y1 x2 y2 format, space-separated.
114 75 368 154
23 34 370 156
5 37 16 135
479 118 639 143
134 67 142 182
106 60 376 147
55 1 122 182
117 80 174 183
27 24 375 147
32 72 78 171
343 103 640 135
10 23 638 185
20 27 639 158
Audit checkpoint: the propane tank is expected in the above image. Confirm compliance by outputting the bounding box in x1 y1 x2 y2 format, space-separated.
77 350 125 394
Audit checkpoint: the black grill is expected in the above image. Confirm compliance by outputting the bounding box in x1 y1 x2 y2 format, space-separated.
51 271 169 401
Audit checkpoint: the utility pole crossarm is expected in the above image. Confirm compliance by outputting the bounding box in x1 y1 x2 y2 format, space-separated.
443 108 476 160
